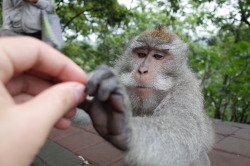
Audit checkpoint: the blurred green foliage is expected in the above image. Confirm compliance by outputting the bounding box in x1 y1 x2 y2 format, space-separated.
0 0 249 123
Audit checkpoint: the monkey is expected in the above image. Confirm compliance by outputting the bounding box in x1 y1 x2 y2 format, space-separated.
72 25 214 166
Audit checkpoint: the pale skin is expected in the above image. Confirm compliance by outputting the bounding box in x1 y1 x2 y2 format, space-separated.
0 37 87 166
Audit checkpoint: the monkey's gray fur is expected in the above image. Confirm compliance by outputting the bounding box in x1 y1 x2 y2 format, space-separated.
72 26 214 166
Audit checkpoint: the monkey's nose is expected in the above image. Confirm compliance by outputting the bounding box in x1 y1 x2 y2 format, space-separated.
138 66 148 74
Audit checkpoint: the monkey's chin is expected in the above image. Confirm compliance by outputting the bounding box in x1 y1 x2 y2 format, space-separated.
135 87 155 98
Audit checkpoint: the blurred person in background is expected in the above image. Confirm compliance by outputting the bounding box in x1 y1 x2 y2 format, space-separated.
1 0 54 39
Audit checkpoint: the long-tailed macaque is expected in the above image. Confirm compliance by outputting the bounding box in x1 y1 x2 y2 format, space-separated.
73 25 214 166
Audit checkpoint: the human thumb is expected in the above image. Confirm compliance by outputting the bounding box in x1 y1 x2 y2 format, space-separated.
20 82 85 129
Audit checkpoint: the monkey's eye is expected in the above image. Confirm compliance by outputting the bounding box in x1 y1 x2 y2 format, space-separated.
137 52 147 58
153 54 164 60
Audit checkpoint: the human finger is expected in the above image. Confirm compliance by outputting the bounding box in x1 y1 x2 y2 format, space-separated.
13 93 33 104
0 73 53 106
20 82 86 132
6 74 53 96
54 109 76 129
0 37 87 84
6 74 53 97
0 82 14 108
54 118 71 129
63 109 76 118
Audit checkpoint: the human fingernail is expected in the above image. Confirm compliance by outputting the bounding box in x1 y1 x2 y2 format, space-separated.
73 84 85 104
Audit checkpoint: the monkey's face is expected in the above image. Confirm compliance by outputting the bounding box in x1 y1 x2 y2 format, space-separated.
119 39 176 98
132 43 173 96
116 26 188 110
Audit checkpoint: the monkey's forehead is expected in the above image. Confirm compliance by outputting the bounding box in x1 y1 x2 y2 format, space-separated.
137 27 178 43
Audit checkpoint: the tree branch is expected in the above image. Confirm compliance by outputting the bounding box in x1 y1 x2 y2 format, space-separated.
62 10 86 32
62 7 104 32
239 0 250 28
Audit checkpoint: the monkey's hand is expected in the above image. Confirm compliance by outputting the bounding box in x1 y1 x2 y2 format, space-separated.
78 65 130 151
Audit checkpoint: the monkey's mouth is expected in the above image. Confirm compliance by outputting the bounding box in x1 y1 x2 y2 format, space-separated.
135 85 154 89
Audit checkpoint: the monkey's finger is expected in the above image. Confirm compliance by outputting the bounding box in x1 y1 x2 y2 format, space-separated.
107 95 125 134
109 94 125 113
108 134 128 151
77 98 92 113
98 77 119 101
85 99 109 135
85 65 114 95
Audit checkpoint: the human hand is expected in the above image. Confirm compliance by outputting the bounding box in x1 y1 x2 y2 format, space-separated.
0 37 87 166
